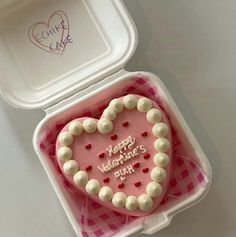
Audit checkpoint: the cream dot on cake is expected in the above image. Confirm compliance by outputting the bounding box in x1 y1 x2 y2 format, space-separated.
98 186 113 202
137 194 153 211
83 118 97 133
154 138 170 152
63 160 79 176
146 108 162 124
58 147 72 161
102 108 117 121
152 122 169 138
123 94 137 109
58 131 73 146
97 119 113 134
69 121 83 136
85 179 101 195
125 196 138 211
153 153 170 168
112 192 127 208
137 97 152 112
151 167 167 183
109 98 124 113
73 171 88 186
146 182 163 198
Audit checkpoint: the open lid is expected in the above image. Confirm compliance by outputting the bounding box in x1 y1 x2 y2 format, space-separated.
0 0 137 109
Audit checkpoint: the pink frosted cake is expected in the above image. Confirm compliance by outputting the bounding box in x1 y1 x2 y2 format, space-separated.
56 94 172 216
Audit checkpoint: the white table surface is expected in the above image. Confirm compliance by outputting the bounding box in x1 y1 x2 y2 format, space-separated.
1 0 236 236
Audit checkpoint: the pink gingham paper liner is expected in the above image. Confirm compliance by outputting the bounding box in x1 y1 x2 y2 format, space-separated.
38 74 208 237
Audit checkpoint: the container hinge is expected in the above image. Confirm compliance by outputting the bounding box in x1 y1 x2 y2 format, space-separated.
44 69 128 116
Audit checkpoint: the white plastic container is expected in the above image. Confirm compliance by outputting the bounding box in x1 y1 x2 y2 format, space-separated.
0 1 212 236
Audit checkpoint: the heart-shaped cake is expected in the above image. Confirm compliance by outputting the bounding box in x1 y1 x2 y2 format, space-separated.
56 94 172 216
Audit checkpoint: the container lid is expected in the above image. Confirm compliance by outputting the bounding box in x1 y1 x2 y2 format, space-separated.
0 0 137 109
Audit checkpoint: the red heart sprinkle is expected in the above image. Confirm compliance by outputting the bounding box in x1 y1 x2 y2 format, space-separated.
122 121 129 127
144 153 150 159
98 152 105 158
85 144 92 150
85 165 92 171
111 134 118 140
135 181 141 187
141 131 148 137
133 162 140 168
118 183 124 189
142 168 149 173
103 177 110 183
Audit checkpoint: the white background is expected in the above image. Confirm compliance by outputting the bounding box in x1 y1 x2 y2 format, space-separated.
0 0 235 236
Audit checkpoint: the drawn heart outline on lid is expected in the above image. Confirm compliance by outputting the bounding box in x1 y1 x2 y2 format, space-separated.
28 10 70 55
56 95 172 216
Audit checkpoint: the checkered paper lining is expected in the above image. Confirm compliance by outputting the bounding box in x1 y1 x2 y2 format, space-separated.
38 75 208 237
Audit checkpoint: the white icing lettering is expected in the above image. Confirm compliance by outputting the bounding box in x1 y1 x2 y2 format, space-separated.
139 145 147 153
97 166 105 174
133 148 139 156
106 145 114 156
106 136 136 157
114 165 135 181
98 136 148 178
99 146 146 174
114 171 121 178
127 165 135 174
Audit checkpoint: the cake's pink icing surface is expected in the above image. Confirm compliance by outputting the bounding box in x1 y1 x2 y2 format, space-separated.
56 96 172 216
